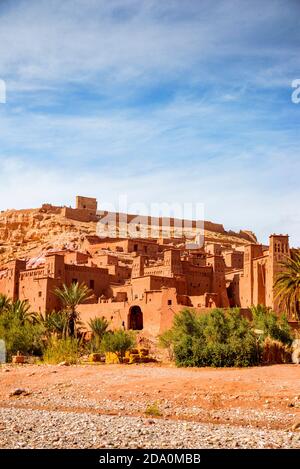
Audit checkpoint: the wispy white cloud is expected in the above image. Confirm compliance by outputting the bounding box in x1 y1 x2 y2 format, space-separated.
0 0 299 246
1 148 299 247
0 0 299 90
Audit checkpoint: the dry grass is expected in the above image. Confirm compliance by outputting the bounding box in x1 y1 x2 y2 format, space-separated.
262 337 292 364
145 401 162 417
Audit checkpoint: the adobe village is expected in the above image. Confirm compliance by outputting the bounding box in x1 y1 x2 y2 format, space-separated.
1 195 298 331
0 196 299 449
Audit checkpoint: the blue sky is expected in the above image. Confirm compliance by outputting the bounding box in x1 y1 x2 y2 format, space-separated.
0 0 299 245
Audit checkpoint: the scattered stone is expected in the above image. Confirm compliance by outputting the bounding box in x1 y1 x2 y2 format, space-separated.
0 408 298 449
9 388 28 397
58 362 70 367
1 364 300 449
145 419 155 425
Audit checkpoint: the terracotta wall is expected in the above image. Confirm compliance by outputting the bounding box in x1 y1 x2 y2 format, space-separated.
62 207 98 222
64 264 109 298
19 275 58 313
78 287 179 335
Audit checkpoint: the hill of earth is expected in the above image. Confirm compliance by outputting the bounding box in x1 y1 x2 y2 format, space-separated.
0 202 257 265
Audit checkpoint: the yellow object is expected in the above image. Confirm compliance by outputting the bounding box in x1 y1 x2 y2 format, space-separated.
105 352 121 364
105 347 153 364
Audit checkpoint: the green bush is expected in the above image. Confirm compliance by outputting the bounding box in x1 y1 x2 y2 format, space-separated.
165 308 260 368
251 305 293 345
102 329 135 363
43 337 80 364
158 329 175 360
0 313 44 360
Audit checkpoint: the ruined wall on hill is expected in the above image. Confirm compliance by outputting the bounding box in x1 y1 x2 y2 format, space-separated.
203 221 225 233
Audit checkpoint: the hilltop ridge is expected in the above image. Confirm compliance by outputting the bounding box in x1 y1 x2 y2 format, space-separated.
0 196 257 265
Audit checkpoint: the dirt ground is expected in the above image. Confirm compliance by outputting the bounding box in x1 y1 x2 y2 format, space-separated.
1 363 300 431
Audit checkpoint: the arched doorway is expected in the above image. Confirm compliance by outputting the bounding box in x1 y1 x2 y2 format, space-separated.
128 305 143 330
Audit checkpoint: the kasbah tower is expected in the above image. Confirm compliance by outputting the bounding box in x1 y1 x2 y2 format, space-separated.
0 196 297 336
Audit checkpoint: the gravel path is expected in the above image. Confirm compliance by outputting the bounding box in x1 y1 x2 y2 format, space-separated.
0 407 299 449
1 393 297 429
1 364 300 449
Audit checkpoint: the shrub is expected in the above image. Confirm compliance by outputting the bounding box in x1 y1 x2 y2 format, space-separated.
251 305 293 345
158 329 175 360
165 308 260 368
161 307 294 368
145 401 162 417
102 329 135 363
43 337 80 364
0 313 44 360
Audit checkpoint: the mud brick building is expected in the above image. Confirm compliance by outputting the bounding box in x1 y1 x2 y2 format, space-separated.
0 197 295 335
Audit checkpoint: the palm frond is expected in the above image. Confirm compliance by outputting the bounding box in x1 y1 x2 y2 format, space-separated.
274 250 300 319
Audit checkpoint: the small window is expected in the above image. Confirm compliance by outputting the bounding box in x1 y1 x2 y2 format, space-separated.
38 291 42 298
134 244 138 252
168 299 172 305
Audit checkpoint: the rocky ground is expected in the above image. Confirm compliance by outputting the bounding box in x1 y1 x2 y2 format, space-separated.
0 363 299 449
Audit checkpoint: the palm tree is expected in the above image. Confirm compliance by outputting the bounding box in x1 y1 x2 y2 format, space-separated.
88 317 109 338
274 250 300 320
88 317 109 350
55 282 93 337
38 310 68 338
0 294 11 314
9 299 37 324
